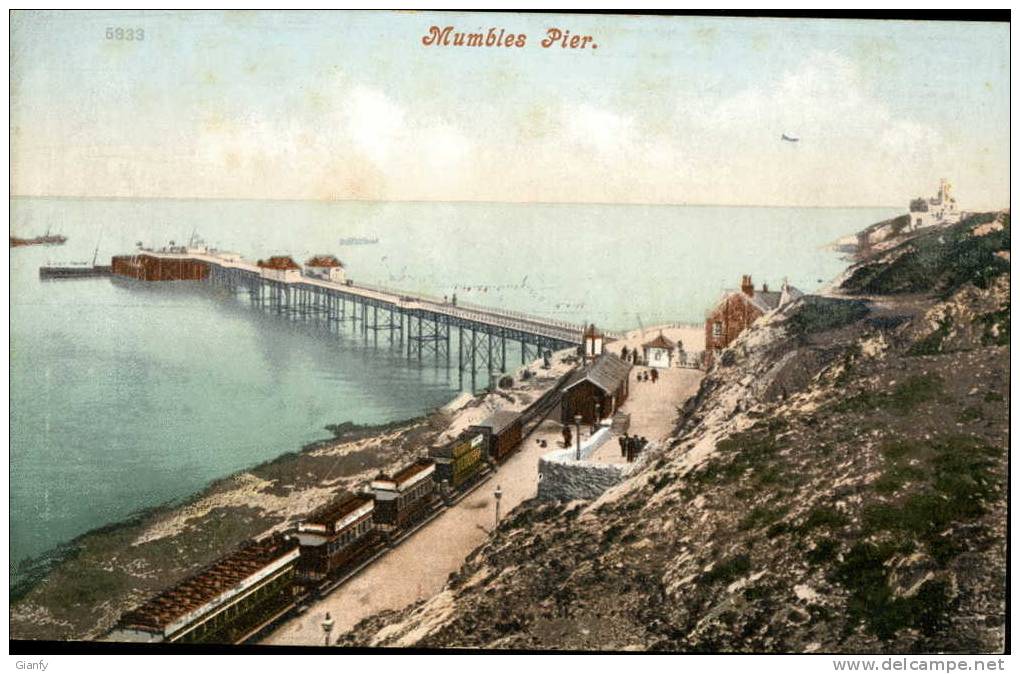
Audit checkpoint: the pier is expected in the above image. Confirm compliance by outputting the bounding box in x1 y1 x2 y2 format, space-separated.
107 249 599 390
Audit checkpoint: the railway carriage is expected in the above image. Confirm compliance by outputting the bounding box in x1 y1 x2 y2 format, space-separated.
370 458 439 533
429 431 487 492
295 493 378 583
469 410 524 463
108 534 300 645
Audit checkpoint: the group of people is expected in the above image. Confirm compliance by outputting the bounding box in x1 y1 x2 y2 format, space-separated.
619 345 641 365
619 433 648 463
636 368 659 383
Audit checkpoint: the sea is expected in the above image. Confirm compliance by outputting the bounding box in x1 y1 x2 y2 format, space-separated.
9 196 899 576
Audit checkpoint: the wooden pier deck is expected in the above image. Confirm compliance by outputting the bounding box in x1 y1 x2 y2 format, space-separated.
104 249 607 389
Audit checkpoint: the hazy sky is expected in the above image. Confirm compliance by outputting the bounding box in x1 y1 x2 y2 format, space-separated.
10 11 1010 208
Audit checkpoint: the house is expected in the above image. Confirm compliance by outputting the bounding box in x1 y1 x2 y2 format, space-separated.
704 275 802 368
257 256 301 283
908 179 960 231
560 353 632 425
642 332 675 369
304 255 346 283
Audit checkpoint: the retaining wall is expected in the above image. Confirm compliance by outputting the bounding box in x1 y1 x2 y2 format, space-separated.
537 436 659 501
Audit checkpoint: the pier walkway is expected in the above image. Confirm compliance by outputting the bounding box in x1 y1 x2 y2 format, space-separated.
109 249 606 389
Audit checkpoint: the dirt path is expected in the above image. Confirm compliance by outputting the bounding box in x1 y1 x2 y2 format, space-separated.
588 366 703 464
619 367 704 442
261 420 563 646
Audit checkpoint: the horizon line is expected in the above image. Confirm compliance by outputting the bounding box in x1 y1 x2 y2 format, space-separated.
9 193 907 210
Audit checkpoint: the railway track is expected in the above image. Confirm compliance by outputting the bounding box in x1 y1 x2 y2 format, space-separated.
237 372 575 646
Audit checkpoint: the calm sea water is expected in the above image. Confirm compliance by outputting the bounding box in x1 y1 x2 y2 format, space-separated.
10 197 897 569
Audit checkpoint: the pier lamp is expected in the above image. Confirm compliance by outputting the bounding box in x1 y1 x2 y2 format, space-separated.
322 612 334 647
494 485 503 527
594 402 602 431
574 414 582 461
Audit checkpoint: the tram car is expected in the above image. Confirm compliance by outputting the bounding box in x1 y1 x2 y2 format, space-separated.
294 493 378 584
469 409 524 463
370 458 439 534
108 533 300 645
429 431 487 492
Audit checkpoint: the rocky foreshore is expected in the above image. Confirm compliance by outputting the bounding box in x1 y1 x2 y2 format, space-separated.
10 356 572 642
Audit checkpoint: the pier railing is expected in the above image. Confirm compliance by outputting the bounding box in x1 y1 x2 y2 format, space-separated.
133 251 618 344
351 281 589 341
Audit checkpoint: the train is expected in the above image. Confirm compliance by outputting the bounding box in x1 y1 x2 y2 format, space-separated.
106 405 537 646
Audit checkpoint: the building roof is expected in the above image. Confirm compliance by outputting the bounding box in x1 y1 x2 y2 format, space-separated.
714 282 801 315
304 492 371 527
748 290 783 313
257 256 300 270
779 283 804 307
305 255 344 268
116 534 299 634
642 333 675 351
564 353 632 395
470 409 521 435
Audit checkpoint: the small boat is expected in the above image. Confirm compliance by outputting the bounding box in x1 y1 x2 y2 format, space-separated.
38 234 107 280
11 230 67 247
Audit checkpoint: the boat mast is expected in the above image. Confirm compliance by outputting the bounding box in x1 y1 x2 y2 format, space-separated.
92 227 103 266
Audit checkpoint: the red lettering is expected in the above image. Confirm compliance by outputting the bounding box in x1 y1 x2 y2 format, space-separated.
421 25 452 46
541 28 562 48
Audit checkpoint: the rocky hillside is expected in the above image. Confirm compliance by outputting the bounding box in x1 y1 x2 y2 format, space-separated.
339 211 1009 653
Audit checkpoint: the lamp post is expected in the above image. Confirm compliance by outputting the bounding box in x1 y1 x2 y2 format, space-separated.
321 611 334 647
594 401 602 432
574 414 582 461
494 484 503 527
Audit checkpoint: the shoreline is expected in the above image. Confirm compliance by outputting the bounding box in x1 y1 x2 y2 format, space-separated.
9 354 572 642
9 415 424 602
8 409 439 640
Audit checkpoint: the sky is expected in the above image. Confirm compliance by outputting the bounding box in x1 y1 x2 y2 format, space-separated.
10 11 1010 208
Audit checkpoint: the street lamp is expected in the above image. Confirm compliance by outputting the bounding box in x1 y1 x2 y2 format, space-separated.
574 414 582 461
594 401 602 432
321 611 334 647
494 484 503 527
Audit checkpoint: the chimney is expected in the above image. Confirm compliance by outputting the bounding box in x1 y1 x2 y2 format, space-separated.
741 275 754 297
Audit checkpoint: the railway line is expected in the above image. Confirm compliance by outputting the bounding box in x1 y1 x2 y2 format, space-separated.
108 366 576 646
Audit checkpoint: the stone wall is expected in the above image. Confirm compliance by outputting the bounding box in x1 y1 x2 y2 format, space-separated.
537 440 659 501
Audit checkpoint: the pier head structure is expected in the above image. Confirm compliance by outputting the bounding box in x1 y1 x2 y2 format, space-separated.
110 248 587 390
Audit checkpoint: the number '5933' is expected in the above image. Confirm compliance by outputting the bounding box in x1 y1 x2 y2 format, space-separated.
106 27 144 41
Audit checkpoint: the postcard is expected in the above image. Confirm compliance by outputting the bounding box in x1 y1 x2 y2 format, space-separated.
8 9 1010 659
